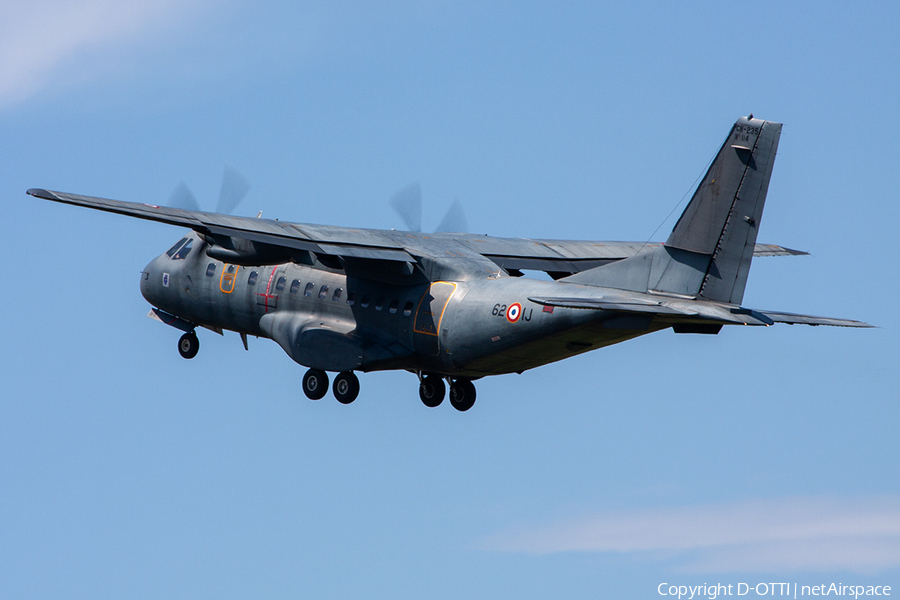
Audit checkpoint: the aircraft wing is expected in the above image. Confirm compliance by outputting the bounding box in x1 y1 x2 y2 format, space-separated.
455 235 806 276
27 188 416 263
528 296 873 328
28 188 805 274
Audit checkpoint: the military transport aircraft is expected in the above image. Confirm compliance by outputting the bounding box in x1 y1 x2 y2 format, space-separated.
28 116 870 411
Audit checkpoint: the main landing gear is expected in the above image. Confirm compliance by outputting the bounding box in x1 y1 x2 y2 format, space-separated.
302 369 360 404
418 373 476 412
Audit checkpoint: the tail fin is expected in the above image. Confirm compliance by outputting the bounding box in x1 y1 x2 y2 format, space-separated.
564 116 782 304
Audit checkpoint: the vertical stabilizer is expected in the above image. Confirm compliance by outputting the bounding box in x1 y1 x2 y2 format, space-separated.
564 116 782 305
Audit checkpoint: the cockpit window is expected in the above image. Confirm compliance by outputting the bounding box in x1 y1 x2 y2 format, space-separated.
172 238 193 260
166 237 188 257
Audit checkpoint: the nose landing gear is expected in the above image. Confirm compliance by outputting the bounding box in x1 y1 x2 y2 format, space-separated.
178 332 199 359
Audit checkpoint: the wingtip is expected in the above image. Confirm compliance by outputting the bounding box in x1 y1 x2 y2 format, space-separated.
27 188 53 199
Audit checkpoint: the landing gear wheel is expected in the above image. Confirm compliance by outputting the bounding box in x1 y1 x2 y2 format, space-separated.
419 374 446 408
303 369 329 400
333 371 360 404
449 379 476 412
178 332 199 359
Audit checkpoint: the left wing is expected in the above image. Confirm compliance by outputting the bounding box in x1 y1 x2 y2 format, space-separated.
27 188 415 264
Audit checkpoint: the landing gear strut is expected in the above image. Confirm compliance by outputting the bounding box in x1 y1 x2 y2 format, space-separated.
333 371 360 404
449 379 476 412
302 368 329 400
178 332 199 359
418 374 445 408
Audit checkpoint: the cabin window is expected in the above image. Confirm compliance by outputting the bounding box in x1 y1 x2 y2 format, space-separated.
304 282 315 297
275 276 286 291
402 301 413 317
166 237 188 257
389 299 399 314
360 295 370 308
226 264 236 274
347 291 356 306
332 288 342 301
375 297 385 311
290 279 301 294
248 271 259 286
173 239 193 260
206 263 216 277
318 285 329 299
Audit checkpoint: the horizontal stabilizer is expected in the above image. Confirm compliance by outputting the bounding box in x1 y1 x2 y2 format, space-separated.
757 310 874 328
752 244 808 257
528 296 686 315
529 296 871 328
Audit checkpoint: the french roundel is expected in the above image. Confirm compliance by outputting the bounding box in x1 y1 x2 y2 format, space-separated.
506 302 522 323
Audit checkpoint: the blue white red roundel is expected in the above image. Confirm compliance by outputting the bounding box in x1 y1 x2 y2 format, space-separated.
506 302 522 323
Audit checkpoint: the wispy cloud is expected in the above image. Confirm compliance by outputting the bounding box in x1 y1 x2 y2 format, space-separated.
480 495 900 573
0 0 199 109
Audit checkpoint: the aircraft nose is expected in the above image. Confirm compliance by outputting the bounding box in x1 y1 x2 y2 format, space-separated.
140 254 166 307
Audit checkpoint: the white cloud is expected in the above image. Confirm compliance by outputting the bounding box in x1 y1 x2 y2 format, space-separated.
480 495 900 573
0 0 199 108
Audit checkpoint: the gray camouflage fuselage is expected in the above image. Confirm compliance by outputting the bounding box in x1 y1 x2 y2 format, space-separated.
140 232 660 378
30 115 870 409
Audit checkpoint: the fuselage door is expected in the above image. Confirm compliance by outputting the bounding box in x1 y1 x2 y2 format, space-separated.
413 281 457 356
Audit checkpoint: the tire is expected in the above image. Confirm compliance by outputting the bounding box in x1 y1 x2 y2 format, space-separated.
178 333 199 359
333 371 360 404
449 379 476 412
419 374 445 408
303 369 329 400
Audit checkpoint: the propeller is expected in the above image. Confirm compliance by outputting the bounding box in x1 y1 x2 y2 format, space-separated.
434 198 468 234
389 182 468 233
168 166 251 215
168 181 200 212
389 182 422 232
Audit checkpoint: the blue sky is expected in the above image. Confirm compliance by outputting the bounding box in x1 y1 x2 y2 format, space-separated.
2 1 898 598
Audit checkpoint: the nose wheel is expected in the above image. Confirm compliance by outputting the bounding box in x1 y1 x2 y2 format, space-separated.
178 332 199 359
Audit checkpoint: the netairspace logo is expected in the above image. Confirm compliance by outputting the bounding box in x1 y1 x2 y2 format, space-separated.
657 582 892 599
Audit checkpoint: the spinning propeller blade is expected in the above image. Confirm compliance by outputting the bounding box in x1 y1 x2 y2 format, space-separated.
167 167 250 215
389 182 422 232
434 198 468 233
217 166 250 215
389 182 469 233
168 181 201 212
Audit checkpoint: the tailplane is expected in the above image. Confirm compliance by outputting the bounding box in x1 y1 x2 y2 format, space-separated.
564 115 782 304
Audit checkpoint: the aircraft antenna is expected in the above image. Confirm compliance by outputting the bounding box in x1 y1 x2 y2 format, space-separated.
636 146 718 254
